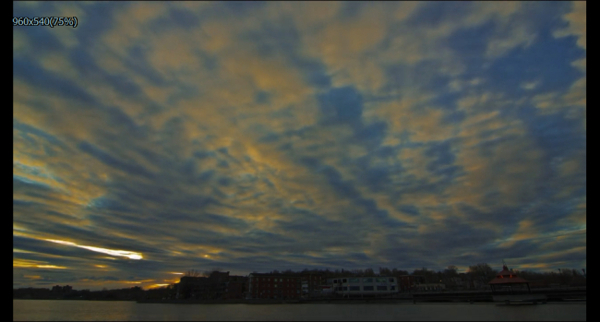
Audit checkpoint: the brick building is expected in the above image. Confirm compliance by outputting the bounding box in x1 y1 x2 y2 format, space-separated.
224 275 248 299
301 273 325 297
176 271 232 300
399 275 424 292
247 273 301 299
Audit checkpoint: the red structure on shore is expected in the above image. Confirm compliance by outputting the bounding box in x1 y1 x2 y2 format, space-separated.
488 264 531 293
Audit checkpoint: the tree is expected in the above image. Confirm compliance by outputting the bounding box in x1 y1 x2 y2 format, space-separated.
467 263 495 279
392 268 409 276
412 267 436 283
445 265 458 275
379 267 391 276
185 269 201 277
353 269 364 276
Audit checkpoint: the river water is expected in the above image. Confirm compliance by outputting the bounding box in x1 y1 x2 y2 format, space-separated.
13 300 586 321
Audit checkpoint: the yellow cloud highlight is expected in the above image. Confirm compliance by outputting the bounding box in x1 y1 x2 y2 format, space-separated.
399 146 432 181
554 1 586 50
147 30 202 75
24 275 42 280
101 2 166 57
445 94 544 210
520 80 540 90
500 219 539 249
571 58 586 72
14 259 67 269
45 239 143 260
531 76 585 129
485 23 536 59
13 248 35 254
146 284 170 289
217 50 314 111
537 246 586 263
299 3 389 92
275 2 343 32
366 94 453 144
517 263 555 270
123 279 155 284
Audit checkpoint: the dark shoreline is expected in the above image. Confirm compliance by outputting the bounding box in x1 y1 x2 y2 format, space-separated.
13 298 586 305
14 287 585 305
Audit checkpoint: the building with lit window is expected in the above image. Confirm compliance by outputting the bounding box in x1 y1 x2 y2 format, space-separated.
399 275 424 292
301 273 325 297
247 273 301 299
326 277 398 296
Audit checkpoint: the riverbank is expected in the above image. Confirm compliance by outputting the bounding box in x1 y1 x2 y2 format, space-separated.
15 287 585 305
14 299 587 321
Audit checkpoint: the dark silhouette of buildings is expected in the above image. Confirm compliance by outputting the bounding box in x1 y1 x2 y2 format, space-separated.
399 275 424 292
301 272 325 297
247 273 302 299
176 271 248 300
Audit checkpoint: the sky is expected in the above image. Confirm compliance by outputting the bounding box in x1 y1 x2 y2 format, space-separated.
13 1 585 290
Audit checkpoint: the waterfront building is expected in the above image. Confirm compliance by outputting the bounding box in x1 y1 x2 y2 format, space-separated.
247 273 301 299
488 265 531 293
399 275 424 292
224 275 248 299
176 271 235 300
301 273 325 297
488 264 546 303
326 276 398 296
415 283 445 292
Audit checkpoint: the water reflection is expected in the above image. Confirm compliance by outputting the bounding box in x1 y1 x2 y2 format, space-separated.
14 300 586 321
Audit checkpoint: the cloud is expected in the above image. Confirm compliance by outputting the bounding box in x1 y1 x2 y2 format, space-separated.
520 80 540 91
45 239 143 260
13 2 586 289
553 2 586 50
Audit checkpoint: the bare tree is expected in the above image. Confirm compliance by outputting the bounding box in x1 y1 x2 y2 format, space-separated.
379 267 391 276
444 265 458 276
185 269 201 277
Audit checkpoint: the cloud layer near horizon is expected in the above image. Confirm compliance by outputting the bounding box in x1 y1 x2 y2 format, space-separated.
14 1 585 290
